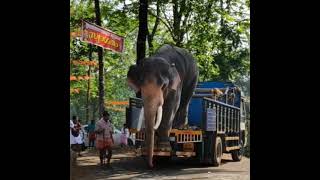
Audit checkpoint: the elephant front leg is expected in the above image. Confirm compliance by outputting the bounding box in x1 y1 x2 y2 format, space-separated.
156 105 175 152
156 91 178 152
156 114 175 151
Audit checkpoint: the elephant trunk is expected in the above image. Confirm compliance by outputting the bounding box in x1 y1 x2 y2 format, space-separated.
144 102 163 168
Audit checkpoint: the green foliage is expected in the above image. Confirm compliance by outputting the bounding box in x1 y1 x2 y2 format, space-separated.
70 0 250 129
185 0 250 82
70 0 137 128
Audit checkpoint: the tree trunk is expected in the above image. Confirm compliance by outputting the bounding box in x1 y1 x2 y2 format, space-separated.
172 0 179 44
172 0 187 47
147 0 160 55
220 0 225 27
85 45 93 124
136 0 148 98
136 0 148 66
94 0 105 118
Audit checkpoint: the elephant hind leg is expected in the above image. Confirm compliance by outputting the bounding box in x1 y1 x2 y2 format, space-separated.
172 104 189 129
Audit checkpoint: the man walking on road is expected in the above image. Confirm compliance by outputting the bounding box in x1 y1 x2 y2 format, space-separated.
95 111 114 167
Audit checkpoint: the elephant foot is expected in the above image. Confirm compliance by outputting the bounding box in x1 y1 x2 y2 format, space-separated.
173 118 188 129
148 161 154 169
157 141 172 152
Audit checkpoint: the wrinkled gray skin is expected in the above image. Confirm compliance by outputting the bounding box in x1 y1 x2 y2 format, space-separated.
127 44 198 168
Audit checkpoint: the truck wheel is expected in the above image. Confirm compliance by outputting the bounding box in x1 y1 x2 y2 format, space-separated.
213 136 222 166
231 140 243 161
153 156 170 165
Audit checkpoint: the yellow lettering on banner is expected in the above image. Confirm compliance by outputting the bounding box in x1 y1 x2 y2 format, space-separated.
114 42 119 48
93 33 97 40
96 34 101 42
104 37 109 44
108 40 114 47
101 36 106 43
89 32 94 39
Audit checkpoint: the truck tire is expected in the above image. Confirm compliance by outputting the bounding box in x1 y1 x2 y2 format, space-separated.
231 140 243 161
213 136 222 166
153 156 171 165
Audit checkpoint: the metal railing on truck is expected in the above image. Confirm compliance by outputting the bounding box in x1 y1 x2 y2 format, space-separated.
203 97 241 135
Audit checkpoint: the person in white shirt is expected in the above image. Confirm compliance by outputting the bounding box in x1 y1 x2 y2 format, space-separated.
120 123 130 147
121 123 130 138
70 116 83 156
70 116 76 145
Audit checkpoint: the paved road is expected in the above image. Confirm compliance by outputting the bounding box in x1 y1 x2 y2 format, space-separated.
71 148 250 180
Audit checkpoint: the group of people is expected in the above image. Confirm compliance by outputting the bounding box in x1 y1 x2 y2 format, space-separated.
70 111 130 167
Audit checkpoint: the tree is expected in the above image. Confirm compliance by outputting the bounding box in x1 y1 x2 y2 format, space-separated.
171 0 192 47
85 45 93 123
147 0 160 54
137 0 148 65
70 0 137 127
148 0 193 47
185 0 250 82
94 0 105 118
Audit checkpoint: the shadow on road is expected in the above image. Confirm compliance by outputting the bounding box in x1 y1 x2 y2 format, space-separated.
72 149 249 180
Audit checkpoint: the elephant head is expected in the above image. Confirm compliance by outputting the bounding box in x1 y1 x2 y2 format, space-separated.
127 57 181 168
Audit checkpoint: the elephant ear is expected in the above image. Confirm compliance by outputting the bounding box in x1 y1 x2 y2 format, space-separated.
127 65 142 92
157 63 181 91
168 63 181 91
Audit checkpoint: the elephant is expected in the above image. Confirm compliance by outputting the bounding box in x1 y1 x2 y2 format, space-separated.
127 44 198 168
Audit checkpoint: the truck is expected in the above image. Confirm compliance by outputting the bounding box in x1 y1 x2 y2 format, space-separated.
126 81 248 166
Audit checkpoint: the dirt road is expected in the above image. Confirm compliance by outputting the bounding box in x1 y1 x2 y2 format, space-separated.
71 148 250 180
